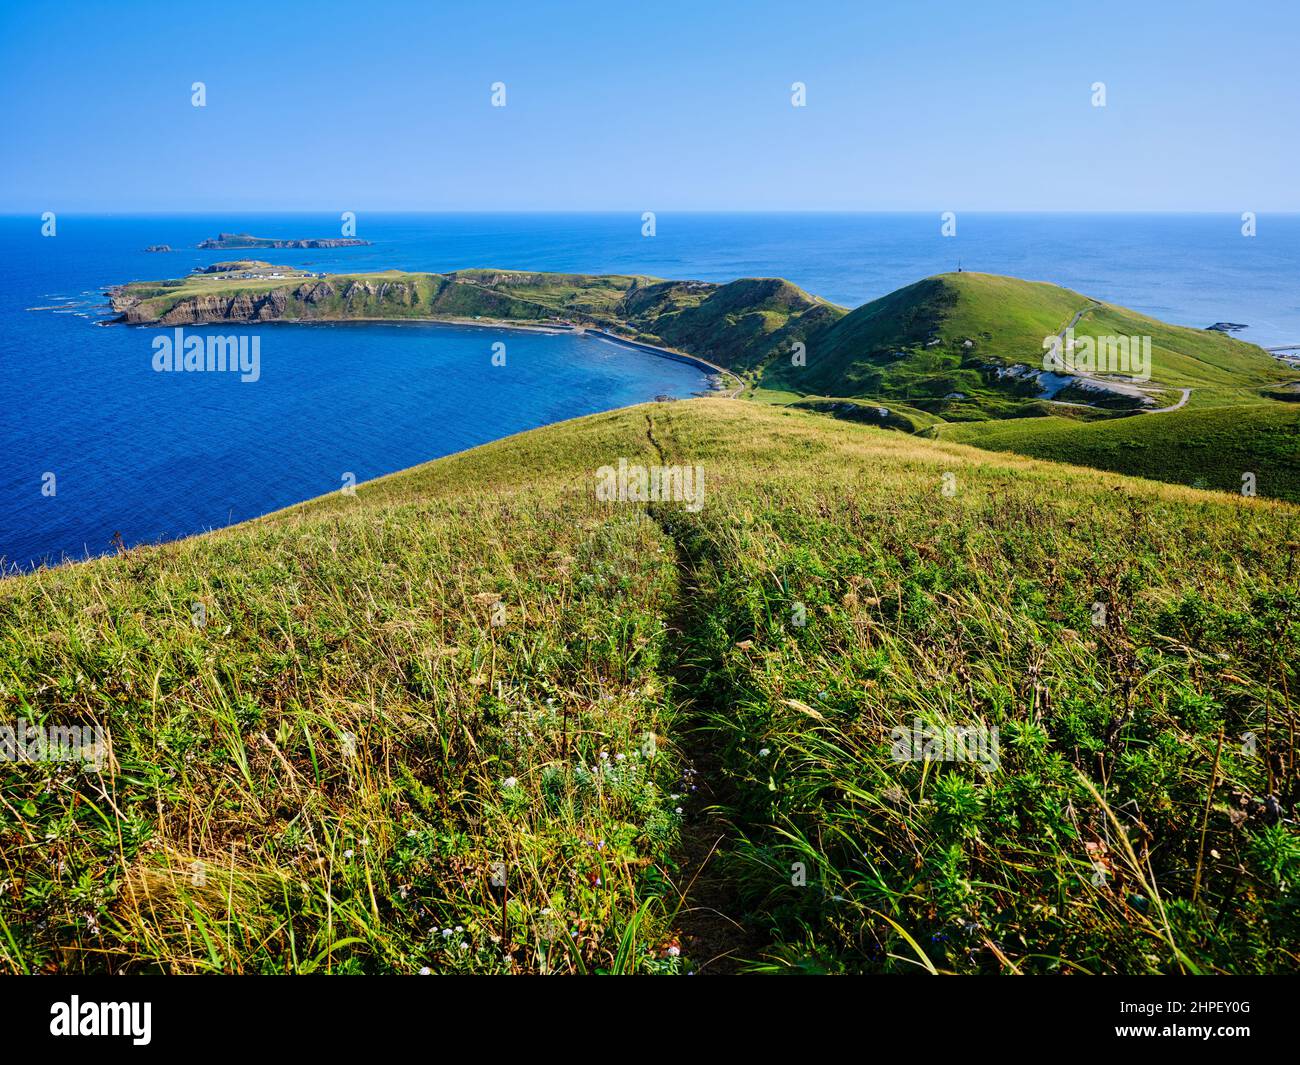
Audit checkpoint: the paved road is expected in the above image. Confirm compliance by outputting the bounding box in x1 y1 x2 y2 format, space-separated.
1144 387 1192 415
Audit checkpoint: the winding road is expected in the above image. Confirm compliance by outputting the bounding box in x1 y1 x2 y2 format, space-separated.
1052 301 1193 415
1144 387 1192 415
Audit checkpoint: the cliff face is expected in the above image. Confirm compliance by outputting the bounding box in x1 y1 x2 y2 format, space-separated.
108 277 459 326
110 287 291 324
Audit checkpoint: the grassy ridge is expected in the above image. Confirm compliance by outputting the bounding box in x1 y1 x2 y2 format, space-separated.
3 400 1297 973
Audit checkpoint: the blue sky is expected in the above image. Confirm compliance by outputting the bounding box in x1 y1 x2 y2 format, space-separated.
2 0 1297 212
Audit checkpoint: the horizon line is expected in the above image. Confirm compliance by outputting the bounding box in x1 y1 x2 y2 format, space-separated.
4 208 1299 217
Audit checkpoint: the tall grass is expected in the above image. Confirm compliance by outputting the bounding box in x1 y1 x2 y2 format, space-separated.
2 399 1296 973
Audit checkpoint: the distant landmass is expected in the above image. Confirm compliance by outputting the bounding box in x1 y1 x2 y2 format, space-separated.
144 244 171 253
196 231 371 250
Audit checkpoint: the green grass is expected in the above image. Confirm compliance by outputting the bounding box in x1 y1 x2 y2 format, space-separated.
3 400 1298 974
785 396 945 432
1073 302 1289 392
765 273 1091 403
934 404 1300 503
765 272 1289 420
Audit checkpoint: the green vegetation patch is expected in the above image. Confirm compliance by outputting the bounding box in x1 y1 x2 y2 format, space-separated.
2 400 1296 974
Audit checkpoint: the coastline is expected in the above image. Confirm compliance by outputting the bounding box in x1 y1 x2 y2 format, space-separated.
113 309 745 396
582 328 744 396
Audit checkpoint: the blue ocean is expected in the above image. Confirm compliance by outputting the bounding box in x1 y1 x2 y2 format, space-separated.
3 212 1298 570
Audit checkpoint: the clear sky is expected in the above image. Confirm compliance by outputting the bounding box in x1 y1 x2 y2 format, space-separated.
2 0 1296 212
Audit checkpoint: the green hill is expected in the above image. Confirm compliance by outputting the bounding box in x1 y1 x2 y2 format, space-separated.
769 272 1289 419
777 273 1088 396
4 400 1297 975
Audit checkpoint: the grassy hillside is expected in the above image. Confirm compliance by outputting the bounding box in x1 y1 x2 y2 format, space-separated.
935 404 1300 503
3 400 1297 974
767 272 1288 421
784 396 945 432
626 277 843 374
775 273 1089 396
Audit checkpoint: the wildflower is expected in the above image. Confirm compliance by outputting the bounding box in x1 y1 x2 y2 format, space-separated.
668 945 680 957
343 849 354 858
418 966 431 975
443 928 454 938
615 752 626 761
503 776 518 788
675 807 683 815
759 748 770 757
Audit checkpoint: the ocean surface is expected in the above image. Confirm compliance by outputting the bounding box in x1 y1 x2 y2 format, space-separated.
3 212 1298 570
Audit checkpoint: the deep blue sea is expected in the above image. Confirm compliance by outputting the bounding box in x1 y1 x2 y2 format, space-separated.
3 212 1299 570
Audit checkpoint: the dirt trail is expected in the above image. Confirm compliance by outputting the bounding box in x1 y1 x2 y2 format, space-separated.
642 411 763 973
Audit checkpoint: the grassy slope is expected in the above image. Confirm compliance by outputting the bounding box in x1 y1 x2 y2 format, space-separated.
747 271 1297 500
626 278 844 374
785 396 945 432
3 400 1298 974
768 272 1288 418
936 404 1300 503
1077 303 1290 392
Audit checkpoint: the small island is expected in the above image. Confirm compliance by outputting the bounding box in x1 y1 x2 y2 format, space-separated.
197 231 372 250
143 244 171 253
